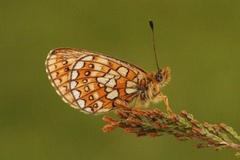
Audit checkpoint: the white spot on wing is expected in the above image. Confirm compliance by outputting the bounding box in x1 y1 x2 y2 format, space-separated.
106 90 118 100
84 107 93 113
83 79 88 83
71 70 79 79
70 81 77 89
77 99 85 108
117 67 128 77
126 81 137 87
125 88 137 94
84 86 90 92
89 95 94 100
108 69 119 76
74 61 84 69
82 55 94 61
97 77 109 84
104 74 114 78
72 89 81 99
106 79 116 88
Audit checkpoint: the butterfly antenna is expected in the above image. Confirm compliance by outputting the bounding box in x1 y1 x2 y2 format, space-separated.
149 19 160 71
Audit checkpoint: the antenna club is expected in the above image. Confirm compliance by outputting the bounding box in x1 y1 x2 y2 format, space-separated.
149 19 154 30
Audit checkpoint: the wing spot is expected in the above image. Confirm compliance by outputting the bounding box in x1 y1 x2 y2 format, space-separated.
62 60 68 65
88 64 94 68
74 61 84 69
84 107 93 113
126 81 137 87
70 81 78 89
82 55 94 61
89 95 94 100
106 90 119 100
104 74 114 78
93 100 103 108
97 77 109 84
72 89 81 99
84 86 90 92
93 103 98 108
64 68 70 72
117 67 128 77
77 99 85 108
108 69 119 76
106 79 116 88
71 70 79 79
125 88 137 94
85 71 90 76
83 79 88 83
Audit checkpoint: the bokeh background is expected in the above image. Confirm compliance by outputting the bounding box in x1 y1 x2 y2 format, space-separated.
1 1 240 159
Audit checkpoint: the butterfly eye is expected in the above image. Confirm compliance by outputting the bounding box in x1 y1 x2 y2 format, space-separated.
155 71 163 82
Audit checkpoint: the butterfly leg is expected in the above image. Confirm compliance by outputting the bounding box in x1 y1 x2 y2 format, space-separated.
159 92 173 116
134 96 141 108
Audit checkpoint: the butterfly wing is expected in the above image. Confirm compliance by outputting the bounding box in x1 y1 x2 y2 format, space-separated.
45 48 148 114
45 48 84 109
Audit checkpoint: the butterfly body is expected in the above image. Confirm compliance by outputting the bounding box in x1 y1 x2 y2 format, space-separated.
45 48 170 114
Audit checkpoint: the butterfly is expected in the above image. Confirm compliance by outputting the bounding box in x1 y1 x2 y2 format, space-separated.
45 20 172 115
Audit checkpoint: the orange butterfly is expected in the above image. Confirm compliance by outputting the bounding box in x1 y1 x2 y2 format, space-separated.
45 20 172 115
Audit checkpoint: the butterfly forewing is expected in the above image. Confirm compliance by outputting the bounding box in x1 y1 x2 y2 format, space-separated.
45 48 148 114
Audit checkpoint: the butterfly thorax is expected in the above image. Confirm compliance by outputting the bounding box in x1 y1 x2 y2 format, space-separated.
136 67 171 107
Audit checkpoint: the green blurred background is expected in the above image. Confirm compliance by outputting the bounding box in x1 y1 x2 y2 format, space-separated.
1 1 240 159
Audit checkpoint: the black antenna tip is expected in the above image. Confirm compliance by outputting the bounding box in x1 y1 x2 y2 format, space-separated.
149 19 154 30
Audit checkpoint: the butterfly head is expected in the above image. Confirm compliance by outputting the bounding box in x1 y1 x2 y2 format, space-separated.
154 67 171 87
